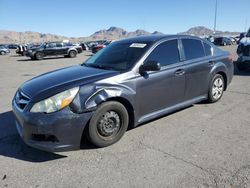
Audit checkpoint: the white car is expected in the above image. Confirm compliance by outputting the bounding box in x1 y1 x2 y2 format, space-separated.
0 46 10 55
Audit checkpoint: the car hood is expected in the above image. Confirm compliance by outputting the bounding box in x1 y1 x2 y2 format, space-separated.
240 37 250 46
20 65 119 102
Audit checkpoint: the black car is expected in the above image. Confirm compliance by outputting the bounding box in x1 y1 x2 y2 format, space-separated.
213 37 232 46
12 35 234 152
26 42 82 60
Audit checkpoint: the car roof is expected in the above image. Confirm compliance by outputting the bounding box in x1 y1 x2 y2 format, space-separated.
117 34 204 44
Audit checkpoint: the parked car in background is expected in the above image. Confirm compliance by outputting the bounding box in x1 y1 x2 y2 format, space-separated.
80 43 89 51
213 37 232 46
8 44 18 49
92 41 111 53
26 41 81 60
0 46 10 55
236 28 250 70
12 35 233 152
229 37 237 45
16 45 27 56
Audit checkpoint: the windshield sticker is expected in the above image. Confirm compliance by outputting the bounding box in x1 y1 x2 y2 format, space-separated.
129 43 147 48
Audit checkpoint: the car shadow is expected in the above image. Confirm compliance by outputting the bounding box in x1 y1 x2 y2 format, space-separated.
17 56 67 62
129 105 194 130
10 55 22 57
233 62 250 76
0 111 66 162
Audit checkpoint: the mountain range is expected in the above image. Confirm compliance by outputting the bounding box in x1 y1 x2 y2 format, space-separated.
0 26 240 44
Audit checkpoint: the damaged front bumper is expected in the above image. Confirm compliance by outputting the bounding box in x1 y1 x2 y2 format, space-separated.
12 99 93 152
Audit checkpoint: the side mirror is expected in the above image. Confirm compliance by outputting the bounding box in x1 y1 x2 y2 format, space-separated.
139 61 161 73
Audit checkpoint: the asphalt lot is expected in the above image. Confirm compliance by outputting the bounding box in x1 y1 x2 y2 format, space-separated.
0 46 250 188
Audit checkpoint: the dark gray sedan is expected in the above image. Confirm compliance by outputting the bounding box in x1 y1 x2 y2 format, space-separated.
12 35 234 152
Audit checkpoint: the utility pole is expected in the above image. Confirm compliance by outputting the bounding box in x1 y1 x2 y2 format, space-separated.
213 0 218 36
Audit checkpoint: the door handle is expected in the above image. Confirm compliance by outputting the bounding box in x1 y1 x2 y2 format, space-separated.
175 69 185 76
208 61 214 67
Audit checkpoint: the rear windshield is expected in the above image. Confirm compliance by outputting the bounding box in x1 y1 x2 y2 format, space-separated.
83 41 152 71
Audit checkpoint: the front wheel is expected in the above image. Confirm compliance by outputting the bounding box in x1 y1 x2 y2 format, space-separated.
87 101 129 147
208 74 225 103
0 51 6 55
35 52 43 60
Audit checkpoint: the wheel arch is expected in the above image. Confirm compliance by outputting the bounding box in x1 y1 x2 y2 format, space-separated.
105 97 135 130
209 62 228 91
216 71 228 91
67 48 77 54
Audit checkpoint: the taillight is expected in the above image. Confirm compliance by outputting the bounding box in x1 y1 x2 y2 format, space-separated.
228 53 233 63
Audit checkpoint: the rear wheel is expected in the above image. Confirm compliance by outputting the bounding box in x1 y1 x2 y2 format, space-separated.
69 50 77 58
0 51 6 55
87 101 129 147
208 74 225 103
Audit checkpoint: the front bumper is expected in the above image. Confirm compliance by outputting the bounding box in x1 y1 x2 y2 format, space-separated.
25 51 34 58
12 100 93 152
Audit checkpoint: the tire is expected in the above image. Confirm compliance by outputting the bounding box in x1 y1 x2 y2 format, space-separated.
208 74 225 103
69 50 77 58
87 101 129 147
0 51 6 55
223 42 226 46
35 52 43 60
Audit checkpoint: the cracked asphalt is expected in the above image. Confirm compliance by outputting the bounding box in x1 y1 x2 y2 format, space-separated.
0 46 249 188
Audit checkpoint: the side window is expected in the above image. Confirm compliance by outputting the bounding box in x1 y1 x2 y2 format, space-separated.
145 39 179 67
56 43 63 47
47 43 56 48
203 42 212 56
182 39 205 60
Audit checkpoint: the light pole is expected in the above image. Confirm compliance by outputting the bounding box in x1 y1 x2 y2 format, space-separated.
213 0 218 36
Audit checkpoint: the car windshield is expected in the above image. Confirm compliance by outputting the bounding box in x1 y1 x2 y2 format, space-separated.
82 41 152 71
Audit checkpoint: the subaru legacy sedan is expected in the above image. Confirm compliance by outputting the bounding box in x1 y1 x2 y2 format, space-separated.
12 35 234 152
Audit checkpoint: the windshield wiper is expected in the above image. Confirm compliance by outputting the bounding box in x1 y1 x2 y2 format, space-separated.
83 63 117 71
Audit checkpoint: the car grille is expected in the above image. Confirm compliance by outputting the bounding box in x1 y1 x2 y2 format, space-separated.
15 90 30 110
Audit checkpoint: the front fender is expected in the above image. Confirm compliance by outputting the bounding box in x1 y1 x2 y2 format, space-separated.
70 85 135 113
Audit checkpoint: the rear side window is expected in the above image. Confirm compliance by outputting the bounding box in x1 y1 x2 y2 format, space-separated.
182 39 205 60
145 39 180 67
203 42 212 56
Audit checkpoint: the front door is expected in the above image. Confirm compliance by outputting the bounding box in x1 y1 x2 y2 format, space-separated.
136 39 186 121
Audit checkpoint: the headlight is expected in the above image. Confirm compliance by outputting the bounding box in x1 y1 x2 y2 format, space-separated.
30 87 79 113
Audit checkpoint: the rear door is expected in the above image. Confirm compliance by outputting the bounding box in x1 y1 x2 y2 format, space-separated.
181 38 213 100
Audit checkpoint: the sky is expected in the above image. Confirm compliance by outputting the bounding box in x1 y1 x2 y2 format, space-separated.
0 0 249 37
